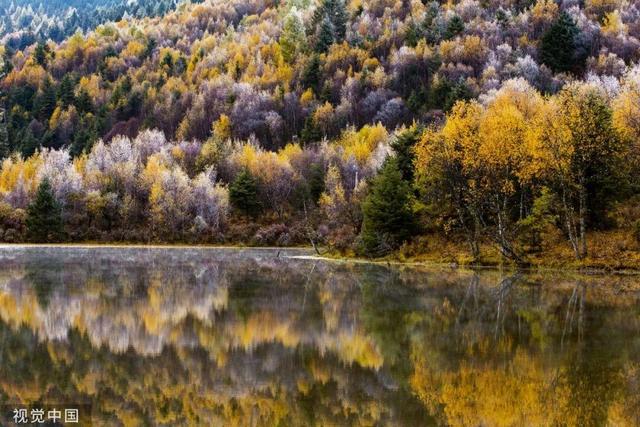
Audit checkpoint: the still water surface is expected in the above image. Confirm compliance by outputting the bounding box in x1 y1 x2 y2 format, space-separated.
0 247 639 426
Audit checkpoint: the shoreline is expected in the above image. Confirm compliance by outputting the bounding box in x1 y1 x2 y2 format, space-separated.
0 243 311 251
296 253 640 277
2 243 640 276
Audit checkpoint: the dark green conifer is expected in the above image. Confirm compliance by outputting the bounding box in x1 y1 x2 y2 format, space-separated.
35 78 57 120
229 169 262 217
26 179 64 243
315 17 335 53
57 74 76 108
302 54 322 94
360 158 416 256
75 88 94 114
390 125 423 183
540 12 580 74
34 42 49 68
444 15 464 40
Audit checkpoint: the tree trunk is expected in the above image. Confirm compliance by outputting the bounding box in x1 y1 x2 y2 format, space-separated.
578 184 587 259
456 204 480 261
561 185 580 259
494 199 526 267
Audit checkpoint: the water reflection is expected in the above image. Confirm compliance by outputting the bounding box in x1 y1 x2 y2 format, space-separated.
0 248 639 426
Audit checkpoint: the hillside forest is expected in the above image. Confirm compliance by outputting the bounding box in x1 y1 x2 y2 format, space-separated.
2 0 640 267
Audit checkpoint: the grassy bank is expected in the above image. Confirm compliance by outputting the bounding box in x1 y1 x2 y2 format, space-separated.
322 229 640 274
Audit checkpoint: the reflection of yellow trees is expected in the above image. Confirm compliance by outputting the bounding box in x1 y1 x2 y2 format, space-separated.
412 350 550 426
411 348 640 427
607 363 640 427
408 274 640 427
0 264 384 369
0 251 639 425
0 252 395 425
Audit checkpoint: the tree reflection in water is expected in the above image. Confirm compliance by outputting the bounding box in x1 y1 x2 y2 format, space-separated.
0 247 638 426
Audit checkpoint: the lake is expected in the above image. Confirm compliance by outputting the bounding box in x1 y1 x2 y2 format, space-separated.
0 247 638 426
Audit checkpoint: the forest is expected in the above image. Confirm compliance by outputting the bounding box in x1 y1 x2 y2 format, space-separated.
0 0 184 48
1 0 640 266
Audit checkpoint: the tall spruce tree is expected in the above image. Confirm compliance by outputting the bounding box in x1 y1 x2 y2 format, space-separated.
34 42 50 68
540 12 580 74
57 74 76 108
360 158 416 256
26 179 64 242
229 169 262 216
311 0 347 52
302 54 322 93
390 125 423 183
329 0 347 42
444 15 464 40
315 16 335 53
35 78 57 120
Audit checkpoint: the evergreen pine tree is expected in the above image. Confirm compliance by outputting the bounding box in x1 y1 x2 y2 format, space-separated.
35 78 57 120
359 158 416 256
444 15 464 40
308 163 326 204
1 50 13 75
26 179 64 243
540 12 580 74
422 3 441 44
302 54 322 93
390 125 422 183
301 115 322 144
57 74 76 108
75 88 94 114
330 0 348 42
21 128 39 158
34 41 49 68
71 114 98 157
311 0 328 30
315 16 335 53
229 169 262 216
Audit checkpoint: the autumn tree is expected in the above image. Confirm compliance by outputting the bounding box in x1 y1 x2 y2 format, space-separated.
529 83 623 259
416 81 542 264
319 164 364 250
612 67 640 184
415 103 484 260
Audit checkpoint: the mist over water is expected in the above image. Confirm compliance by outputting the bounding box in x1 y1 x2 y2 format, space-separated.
0 247 638 426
